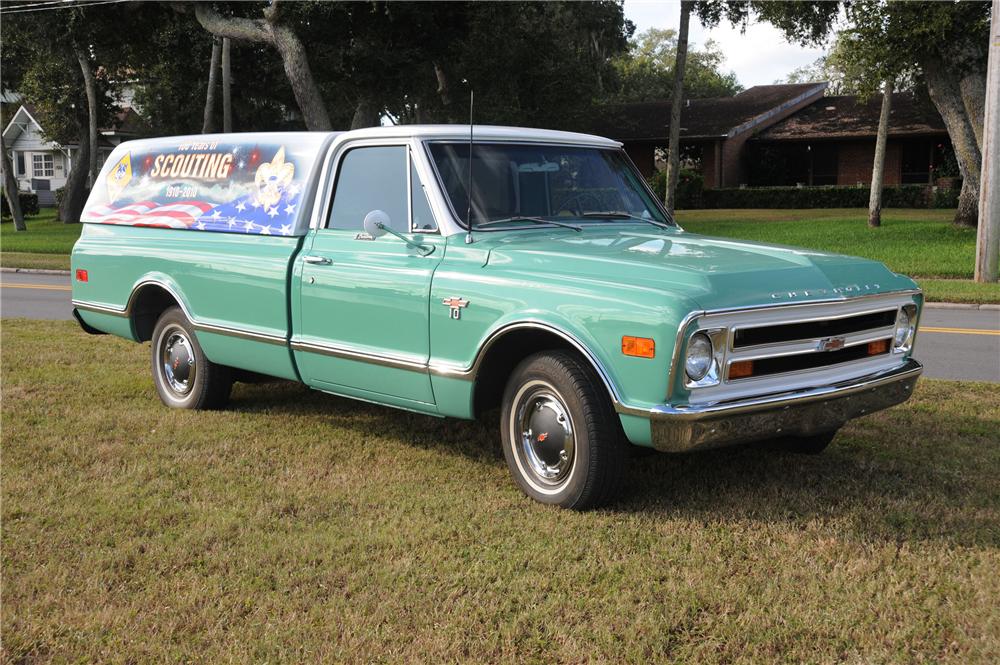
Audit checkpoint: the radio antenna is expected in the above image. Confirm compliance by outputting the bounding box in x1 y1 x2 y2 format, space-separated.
465 84 475 244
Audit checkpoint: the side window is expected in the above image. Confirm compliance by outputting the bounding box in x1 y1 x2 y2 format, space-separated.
329 146 407 232
410 159 437 232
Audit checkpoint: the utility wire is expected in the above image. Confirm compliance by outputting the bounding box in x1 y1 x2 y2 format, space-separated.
0 0 128 15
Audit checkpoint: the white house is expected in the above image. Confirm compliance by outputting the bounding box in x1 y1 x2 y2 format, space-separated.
3 103 143 206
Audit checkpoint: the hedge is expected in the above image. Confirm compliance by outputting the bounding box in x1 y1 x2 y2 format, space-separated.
1 192 40 218
650 184 959 210
647 168 703 209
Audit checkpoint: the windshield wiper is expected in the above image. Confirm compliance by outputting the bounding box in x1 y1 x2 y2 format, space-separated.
579 211 673 229
474 216 582 232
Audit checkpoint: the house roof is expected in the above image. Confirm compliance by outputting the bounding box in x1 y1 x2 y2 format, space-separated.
590 83 828 141
3 103 143 148
755 92 947 141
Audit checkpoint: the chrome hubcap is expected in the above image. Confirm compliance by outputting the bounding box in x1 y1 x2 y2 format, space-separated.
515 386 575 486
161 329 196 395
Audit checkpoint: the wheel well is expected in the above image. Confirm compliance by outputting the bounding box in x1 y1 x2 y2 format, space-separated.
130 285 180 342
472 328 611 417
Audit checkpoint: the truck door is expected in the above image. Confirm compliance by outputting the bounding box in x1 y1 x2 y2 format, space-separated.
292 143 445 408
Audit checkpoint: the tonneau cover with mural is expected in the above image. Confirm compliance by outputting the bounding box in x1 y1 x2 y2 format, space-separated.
80 132 332 236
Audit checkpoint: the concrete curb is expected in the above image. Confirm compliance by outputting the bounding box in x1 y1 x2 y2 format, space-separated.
924 301 1000 311
1 266 71 275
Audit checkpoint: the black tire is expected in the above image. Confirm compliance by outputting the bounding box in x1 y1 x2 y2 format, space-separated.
500 351 626 510
778 430 838 455
150 306 232 410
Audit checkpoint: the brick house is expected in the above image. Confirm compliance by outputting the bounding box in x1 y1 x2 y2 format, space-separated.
750 92 952 187
591 83 828 187
593 83 952 190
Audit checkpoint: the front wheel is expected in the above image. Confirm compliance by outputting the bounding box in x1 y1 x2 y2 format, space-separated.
500 351 626 510
151 307 232 410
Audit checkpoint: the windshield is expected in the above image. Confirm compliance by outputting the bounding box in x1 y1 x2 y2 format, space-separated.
427 142 672 230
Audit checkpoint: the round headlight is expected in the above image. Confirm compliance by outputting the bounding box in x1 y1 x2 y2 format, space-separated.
894 307 913 348
685 332 713 381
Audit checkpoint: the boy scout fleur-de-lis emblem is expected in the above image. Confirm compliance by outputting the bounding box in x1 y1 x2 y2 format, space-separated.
442 296 469 320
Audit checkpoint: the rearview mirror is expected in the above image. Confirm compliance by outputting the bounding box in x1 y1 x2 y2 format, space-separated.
363 210 390 238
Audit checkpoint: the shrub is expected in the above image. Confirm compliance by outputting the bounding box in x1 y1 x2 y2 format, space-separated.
647 168 703 209
1 192 40 218
699 185 954 209
931 187 959 209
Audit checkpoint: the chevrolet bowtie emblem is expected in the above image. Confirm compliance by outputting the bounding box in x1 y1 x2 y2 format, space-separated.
442 297 469 320
818 336 846 352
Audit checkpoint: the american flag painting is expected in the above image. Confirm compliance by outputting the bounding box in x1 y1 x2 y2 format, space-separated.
81 138 320 237
82 187 302 236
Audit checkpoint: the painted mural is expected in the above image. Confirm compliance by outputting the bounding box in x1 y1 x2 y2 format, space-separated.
81 135 326 236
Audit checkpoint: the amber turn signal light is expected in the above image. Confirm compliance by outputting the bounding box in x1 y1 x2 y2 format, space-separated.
622 336 655 358
867 339 890 356
729 360 754 379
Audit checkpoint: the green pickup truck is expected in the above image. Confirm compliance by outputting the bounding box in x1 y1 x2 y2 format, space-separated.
71 126 923 509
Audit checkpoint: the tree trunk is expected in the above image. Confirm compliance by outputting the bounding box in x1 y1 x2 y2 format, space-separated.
59 127 90 224
191 2 332 131
433 62 455 123
202 37 221 133
1 129 25 231
923 55 982 227
974 0 999 283
351 97 381 129
868 79 893 228
664 0 692 217
961 70 987 149
222 37 232 132
75 43 99 187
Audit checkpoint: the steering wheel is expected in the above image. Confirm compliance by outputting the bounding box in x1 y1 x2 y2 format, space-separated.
553 191 605 216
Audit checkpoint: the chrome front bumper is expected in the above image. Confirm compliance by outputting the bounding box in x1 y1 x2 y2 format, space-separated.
643 359 923 452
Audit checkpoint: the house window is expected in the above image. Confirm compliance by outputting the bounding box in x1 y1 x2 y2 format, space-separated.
32 153 54 177
901 140 931 184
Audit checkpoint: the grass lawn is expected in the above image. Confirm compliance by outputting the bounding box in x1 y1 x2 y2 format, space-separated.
675 208 1000 305
1 209 80 253
4 319 999 663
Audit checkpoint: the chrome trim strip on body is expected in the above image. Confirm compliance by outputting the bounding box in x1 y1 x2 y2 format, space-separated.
290 340 428 372
72 299 128 316
193 321 286 346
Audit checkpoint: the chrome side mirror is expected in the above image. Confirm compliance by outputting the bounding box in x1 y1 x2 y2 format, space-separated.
363 210 390 238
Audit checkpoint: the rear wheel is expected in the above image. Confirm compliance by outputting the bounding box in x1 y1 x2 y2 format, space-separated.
500 351 625 510
151 307 232 410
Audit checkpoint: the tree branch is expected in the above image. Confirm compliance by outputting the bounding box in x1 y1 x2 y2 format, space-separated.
192 3 273 45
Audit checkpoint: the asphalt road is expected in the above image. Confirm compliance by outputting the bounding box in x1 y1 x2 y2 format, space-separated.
3 272 998 382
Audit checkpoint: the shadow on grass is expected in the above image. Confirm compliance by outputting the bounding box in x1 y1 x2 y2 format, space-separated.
229 378 999 548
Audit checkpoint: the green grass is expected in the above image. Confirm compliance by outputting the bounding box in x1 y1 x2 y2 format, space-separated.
0 251 71 271
917 278 1000 305
675 208 978 279
4 319 999 663
0 209 81 254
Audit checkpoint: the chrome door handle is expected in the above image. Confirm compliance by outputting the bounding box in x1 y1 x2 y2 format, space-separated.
303 255 332 265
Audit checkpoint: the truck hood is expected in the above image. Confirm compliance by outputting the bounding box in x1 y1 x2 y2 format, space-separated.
481 227 918 310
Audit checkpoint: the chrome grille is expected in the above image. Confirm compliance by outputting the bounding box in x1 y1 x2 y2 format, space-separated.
679 292 919 404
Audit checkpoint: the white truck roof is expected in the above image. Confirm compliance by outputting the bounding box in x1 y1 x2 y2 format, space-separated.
80 126 621 237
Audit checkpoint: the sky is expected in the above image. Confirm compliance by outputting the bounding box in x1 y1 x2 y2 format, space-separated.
622 0 830 89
